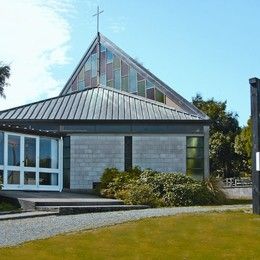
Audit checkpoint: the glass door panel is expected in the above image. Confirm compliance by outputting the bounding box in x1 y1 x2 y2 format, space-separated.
23 136 37 187
8 135 20 166
24 137 36 167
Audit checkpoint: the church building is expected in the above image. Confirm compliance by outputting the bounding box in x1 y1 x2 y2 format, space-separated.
0 33 209 192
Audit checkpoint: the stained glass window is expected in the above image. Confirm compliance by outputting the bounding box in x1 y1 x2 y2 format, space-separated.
155 88 165 103
146 80 153 89
129 67 137 93
84 57 91 71
106 49 113 63
122 76 128 92
113 55 120 70
138 80 146 97
121 61 129 77
85 70 91 87
114 69 121 90
146 88 155 100
66 43 172 106
78 81 85 91
91 54 97 77
100 74 106 86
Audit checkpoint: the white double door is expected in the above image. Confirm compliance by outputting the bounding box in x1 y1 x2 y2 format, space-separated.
4 133 61 191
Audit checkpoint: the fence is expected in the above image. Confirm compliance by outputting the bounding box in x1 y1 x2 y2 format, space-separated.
221 177 252 188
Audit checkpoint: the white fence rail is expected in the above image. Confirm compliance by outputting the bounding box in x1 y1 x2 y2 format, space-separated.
222 177 252 188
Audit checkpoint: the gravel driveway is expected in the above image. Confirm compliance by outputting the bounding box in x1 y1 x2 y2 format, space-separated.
0 204 251 247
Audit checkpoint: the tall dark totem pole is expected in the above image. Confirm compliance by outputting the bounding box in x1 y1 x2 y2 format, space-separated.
250 77 260 214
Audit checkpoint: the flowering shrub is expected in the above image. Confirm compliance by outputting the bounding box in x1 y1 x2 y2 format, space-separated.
100 168 226 207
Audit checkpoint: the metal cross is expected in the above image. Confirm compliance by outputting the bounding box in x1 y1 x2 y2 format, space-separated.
93 6 104 34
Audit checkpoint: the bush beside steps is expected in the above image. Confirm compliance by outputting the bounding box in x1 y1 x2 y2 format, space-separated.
99 167 226 207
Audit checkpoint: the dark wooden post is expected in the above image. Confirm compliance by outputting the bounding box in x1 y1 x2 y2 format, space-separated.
250 77 260 214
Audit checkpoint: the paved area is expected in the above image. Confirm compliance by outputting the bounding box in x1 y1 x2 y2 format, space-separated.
0 190 123 211
0 204 251 247
0 211 58 221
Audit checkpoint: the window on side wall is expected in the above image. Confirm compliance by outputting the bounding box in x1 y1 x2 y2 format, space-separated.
186 136 204 180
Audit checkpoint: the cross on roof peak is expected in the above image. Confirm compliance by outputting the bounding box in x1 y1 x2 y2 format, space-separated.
93 6 104 34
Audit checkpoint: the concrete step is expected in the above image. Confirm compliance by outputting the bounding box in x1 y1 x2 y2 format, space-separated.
36 205 150 215
33 199 124 207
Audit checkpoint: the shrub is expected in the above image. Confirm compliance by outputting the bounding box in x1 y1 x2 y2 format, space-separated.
162 183 215 207
100 167 227 207
116 181 162 207
100 168 121 190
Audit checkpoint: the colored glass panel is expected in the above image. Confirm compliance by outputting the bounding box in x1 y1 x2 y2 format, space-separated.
107 80 114 88
71 79 77 91
106 49 113 63
78 81 85 90
122 76 128 92
100 44 106 52
146 88 155 100
146 80 154 89
85 70 91 87
100 51 106 74
84 57 91 71
78 68 84 81
100 74 106 86
137 80 146 97
91 77 97 88
113 55 120 70
106 63 113 81
137 73 144 81
91 53 97 77
114 69 121 90
129 67 137 93
121 60 129 77
155 88 165 103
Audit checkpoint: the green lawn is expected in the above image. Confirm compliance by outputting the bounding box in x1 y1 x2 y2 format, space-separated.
0 211 259 259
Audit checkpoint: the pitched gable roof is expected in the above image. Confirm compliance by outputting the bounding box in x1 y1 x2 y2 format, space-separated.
0 86 207 122
59 33 208 119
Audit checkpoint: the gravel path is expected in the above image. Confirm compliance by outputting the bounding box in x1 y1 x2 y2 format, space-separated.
0 204 251 247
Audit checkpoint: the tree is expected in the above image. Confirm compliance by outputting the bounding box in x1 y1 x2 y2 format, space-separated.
0 63 10 98
234 118 252 175
192 94 241 178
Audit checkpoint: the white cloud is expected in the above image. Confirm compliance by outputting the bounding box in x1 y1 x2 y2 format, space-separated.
108 17 127 33
0 0 73 110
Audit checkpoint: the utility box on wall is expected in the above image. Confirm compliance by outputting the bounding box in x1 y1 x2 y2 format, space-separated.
250 77 260 214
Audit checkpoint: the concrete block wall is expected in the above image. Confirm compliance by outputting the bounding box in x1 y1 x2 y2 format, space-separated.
132 135 186 173
70 135 124 189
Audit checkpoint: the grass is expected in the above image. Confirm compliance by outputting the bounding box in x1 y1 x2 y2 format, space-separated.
0 201 19 212
0 211 260 259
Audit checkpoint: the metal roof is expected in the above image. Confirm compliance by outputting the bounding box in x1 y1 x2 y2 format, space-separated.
0 86 207 121
59 33 209 120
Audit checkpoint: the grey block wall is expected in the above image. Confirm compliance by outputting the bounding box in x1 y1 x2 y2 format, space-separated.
133 135 186 173
70 135 124 189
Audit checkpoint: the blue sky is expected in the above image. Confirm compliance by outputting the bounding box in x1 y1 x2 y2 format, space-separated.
1 0 260 126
